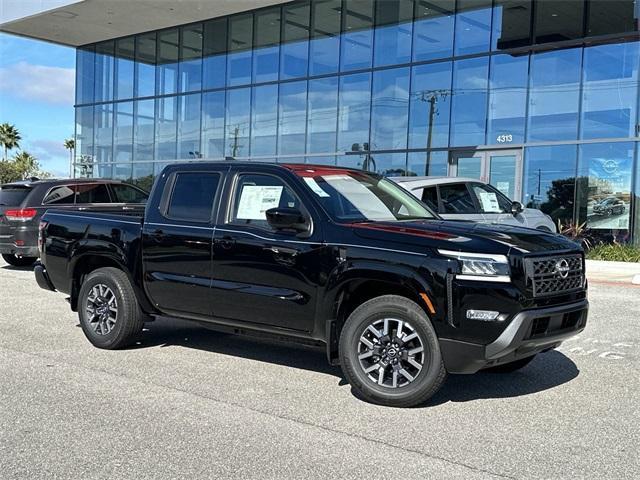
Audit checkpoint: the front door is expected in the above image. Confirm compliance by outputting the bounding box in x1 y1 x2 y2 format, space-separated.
450 149 523 201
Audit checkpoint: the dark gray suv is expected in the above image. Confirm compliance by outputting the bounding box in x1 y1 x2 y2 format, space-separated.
0 178 148 267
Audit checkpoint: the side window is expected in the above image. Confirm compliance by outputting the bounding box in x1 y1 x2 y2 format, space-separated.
230 174 301 230
419 187 439 212
43 185 75 205
470 183 511 213
110 184 149 204
439 183 476 214
166 172 220 222
75 184 111 204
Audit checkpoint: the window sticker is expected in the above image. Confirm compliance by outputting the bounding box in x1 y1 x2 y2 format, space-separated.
303 177 330 197
236 185 283 220
478 191 501 213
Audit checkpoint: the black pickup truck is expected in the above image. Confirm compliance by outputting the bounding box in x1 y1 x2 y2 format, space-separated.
35 162 588 407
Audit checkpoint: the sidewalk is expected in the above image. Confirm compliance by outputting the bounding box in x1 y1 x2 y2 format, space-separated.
585 259 640 285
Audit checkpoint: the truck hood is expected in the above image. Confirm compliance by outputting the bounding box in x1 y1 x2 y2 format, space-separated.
349 219 579 256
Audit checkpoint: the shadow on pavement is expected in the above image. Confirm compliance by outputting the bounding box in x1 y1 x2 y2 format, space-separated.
1 264 35 272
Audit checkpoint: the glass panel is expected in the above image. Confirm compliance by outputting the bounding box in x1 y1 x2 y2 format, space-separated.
407 150 448 176
112 164 131 181
340 0 374 71
203 18 228 90
450 57 489 147
76 46 95 104
489 154 516 198
307 76 338 154
136 33 156 98
115 37 135 100
281 1 310 79
527 48 582 142
371 152 408 176
456 156 482 179
523 144 577 225
278 80 308 155
370 67 410 150
43 186 75 205
227 14 253 86
576 142 634 243
306 155 336 165
309 0 341 76
131 163 155 192
155 96 178 160
588 0 637 36
534 0 584 43
75 184 111 203
202 91 226 159
225 87 251 158
253 7 281 83
134 99 155 161
114 101 134 162
251 84 278 157
179 24 203 93
94 103 113 163
470 182 513 211
75 106 94 165
177 93 202 159
635 145 640 246
492 0 532 50
440 183 476 213
409 61 452 149
412 0 454 62
338 72 371 153
168 172 220 222
581 42 639 140
454 0 493 56
94 41 115 102
374 0 413 67
157 29 179 96
487 54 528 145
111 183 149 203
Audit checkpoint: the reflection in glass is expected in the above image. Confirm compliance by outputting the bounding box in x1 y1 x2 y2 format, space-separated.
527 48 582 142
635 146 640 244
113 163 132 181
75 106 94 164
135 33 156 98
227 14 253 86
179 24 203 93
371 67 410 150
487 54 528 145
132 162 154 192
412 0 454 62
409 61 452 149
374 0 413 67
456 156 482 179
372 152 408 176
225 87 251 157
203 18 227 90
278 80 308 155
94 103 113 163
588 0 638 36
407 150 448 177
280 1 310 79
338 72 371 153
202 91 226 159
76 46 95 105
523 145 577 225
450 57 488 147
309 0 341 76
177 94 201 159
307 77 338 154
341 0 374 71
251 84 278 156
581 42 639 140
114 102 134 162
534 0 584 43
157 29 179 96
134 99 155 161
115 37 135 100
253 7 281 83
489 154 517 198
492 0 532 50
95 41 115 102
155 96 178 160
454 0 492 56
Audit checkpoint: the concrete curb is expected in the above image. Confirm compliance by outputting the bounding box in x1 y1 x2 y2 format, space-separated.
585 259 640 285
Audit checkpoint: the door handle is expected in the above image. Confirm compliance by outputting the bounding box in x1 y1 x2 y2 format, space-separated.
216 236 236 249
266 246 298 257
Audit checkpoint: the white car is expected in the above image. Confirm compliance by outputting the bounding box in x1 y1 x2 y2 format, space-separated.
391 176 556 232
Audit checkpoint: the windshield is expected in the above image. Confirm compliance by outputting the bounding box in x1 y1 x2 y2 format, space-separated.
0 186 31 206
296 169 437 223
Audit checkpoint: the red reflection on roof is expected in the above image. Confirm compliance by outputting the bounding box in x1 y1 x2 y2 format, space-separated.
347 222 455 240
282 164 355 178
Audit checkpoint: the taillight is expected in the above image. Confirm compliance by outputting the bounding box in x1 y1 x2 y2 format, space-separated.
4 208 38 222
38 220 48 253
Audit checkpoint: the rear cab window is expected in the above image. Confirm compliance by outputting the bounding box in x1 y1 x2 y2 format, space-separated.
0 186 31 206
166 172 220 222
110 184 149 204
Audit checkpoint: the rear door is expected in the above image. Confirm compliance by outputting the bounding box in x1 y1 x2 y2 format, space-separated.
142 167 225 318
73 183 116 214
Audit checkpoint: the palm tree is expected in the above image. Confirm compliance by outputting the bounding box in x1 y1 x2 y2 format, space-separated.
13 151 38 180
64 138 75 178
0 123 21 161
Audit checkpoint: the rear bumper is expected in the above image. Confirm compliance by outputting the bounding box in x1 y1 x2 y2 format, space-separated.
34 263 56 291
440 299 588 374
0 226 39 257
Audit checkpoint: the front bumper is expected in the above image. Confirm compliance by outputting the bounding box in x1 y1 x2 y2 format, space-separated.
34 263 56 291
440 299 588 374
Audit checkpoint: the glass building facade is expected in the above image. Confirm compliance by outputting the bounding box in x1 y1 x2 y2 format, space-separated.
74 0 640 244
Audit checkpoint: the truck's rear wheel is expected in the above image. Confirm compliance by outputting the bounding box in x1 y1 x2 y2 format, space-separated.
339 295 446 407
78 267 144 349
2 253 37 267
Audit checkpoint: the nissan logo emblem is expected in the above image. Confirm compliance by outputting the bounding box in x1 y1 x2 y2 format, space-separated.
555 259 570 279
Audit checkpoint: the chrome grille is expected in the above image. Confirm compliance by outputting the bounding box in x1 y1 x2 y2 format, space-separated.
525 254 584 298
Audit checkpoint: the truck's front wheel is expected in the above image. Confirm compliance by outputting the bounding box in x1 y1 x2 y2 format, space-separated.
339 295 446 407
78 267 144 349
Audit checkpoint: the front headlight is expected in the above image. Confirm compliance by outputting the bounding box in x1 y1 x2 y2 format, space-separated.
438 249 510 282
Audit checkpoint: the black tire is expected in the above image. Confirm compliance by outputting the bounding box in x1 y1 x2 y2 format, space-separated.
2 253 37 267
485 355 536 373
78 267 144 349
339 295 446 407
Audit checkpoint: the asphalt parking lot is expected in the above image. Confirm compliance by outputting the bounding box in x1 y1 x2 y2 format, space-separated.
1 258 638 479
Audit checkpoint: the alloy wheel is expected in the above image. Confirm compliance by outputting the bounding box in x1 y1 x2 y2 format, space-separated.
85 283 118 335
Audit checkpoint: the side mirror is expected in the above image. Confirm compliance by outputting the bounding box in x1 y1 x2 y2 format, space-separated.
511 201 524 216
266 207 309 233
